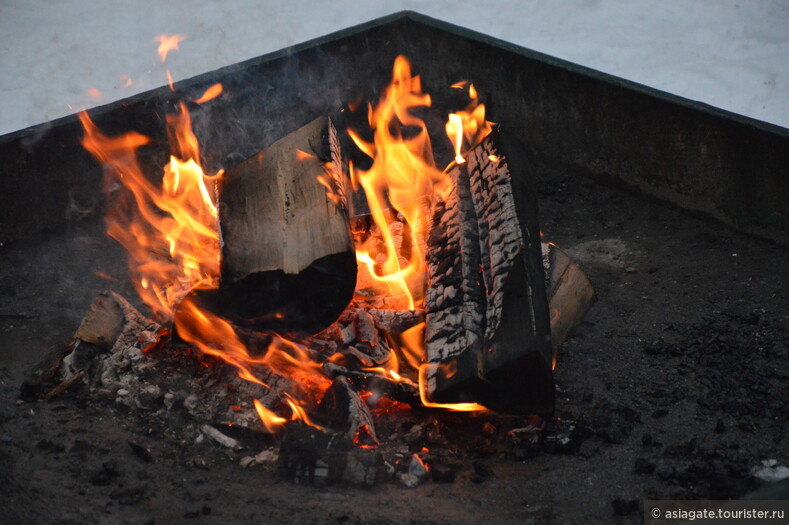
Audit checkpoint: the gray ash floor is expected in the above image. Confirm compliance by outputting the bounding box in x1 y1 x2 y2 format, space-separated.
0 165 787 525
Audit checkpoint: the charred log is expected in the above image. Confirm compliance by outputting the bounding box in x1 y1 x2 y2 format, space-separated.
190 117 356 334
425 129 554 415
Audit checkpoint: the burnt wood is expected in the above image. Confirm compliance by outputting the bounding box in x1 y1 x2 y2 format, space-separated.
190 117 356 334
425 128 554 415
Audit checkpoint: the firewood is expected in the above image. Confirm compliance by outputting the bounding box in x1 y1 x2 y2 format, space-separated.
317 377 379 446
191 117 356 334
542 243 595 353
21 291 158 401
424 129 554 415
73 291 125 348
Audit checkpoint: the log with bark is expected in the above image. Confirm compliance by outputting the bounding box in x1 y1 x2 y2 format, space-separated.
542 242 595 357
424 129 554 415
184 116 356 334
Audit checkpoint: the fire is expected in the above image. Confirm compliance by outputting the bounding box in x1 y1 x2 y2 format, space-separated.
155 34 185 62
253 399 287 433
348 56 492 411
445 83 493 166
193 83 223 104
80 103 221 321
87 88 102 102
81 52 496 437
348 56 451 311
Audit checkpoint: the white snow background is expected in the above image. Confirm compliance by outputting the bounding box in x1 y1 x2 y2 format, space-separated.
1 0 788 136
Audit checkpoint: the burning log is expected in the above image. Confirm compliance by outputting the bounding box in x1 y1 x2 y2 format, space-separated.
190 117 356 334
424 129 554 415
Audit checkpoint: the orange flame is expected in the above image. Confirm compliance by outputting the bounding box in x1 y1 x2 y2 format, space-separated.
253 399 287 433
349 56 451 311
87 88 102 102
347 58 493 412
284 393 326 431
155 34 185 62
445 83 493 165
81 53 496 434
80 103 221 322
193 83 223 104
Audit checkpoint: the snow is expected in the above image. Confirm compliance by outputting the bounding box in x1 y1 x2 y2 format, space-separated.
1 0 788 136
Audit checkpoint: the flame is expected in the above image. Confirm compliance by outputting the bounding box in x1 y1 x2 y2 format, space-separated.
193 83 223 104
444 83 493 166
155 34 185 62
348 55 451 311
80 103 221 321
284 394 326 431
253 399 287 433
418 364 487 411
347 58 493 412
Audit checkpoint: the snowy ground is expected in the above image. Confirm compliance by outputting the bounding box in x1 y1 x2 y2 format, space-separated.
1 0 788 136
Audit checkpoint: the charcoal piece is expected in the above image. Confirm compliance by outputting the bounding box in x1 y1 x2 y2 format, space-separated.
430 463 456 483
90 461 120 486
128 441 153 463
325 447 385 487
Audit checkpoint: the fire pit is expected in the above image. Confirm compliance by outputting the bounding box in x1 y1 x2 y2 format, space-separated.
1 12 787 524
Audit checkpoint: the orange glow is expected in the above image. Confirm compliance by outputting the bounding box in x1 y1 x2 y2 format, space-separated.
353 424 379 449
119 74 133 88
412 452 430 471
253 399 287 433
155 34 186 62
193 83 223 104
87 88 102 101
